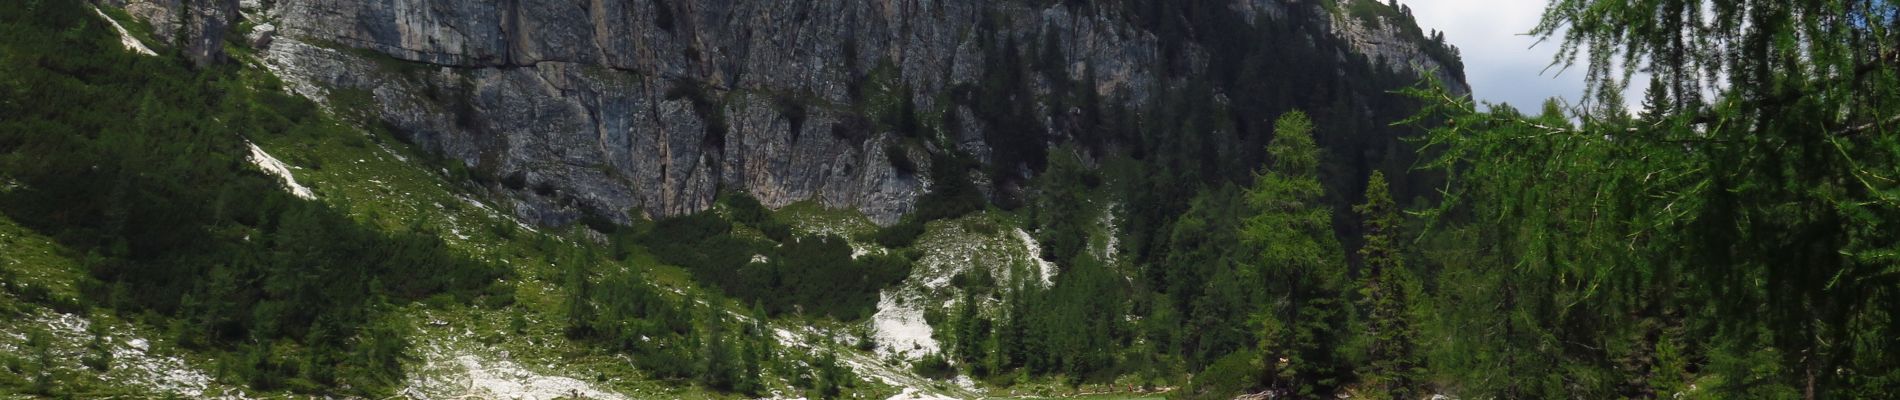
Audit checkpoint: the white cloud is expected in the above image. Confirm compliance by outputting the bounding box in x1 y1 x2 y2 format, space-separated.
1400 0 1648 113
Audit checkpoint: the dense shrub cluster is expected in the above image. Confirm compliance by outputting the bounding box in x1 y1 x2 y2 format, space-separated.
631 195 912 321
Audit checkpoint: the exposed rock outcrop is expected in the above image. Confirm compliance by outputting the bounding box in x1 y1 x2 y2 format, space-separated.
1329 5 1468 95
120 0 1469 227
97 0 238 66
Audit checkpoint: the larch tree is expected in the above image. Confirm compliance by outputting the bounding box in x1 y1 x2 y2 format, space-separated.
1403 0 1900 397
1245 111 1353 397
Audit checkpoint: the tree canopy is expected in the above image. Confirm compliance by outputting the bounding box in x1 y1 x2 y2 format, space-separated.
1401 0 1900 396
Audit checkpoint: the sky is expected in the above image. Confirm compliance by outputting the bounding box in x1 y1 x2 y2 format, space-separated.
1398 0 1646 111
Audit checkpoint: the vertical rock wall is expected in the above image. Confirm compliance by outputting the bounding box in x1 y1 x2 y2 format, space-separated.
113 0 1469 227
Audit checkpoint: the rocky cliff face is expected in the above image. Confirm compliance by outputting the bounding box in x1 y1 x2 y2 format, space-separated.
121 0 1467 227
99 0 238 66
1328 4 1467 94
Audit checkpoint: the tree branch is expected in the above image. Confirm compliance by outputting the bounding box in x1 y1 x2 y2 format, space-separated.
1685 44 1900 131
1838 114 1900 137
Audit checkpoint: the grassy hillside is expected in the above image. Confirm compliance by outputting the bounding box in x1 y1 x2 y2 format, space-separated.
0 3 923 398
0 214 258 398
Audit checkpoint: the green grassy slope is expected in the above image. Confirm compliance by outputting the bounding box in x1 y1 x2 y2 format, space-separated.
0 215 259 398
0 3 908 398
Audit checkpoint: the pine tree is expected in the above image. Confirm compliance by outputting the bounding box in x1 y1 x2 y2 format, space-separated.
954 289 985 367
563 248 595 339
1636 78 1670 126
752 302 774 362
26 327 55 396
736 304 771 395
1588 76 1631 125
302 319 343 387
697 320 738 391
1353 171 1421 399
814 351 850 399
350 312 412 392
997 276 1031 371
83 321 113 372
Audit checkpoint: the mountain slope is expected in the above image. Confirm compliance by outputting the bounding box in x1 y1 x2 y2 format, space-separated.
5 0 1470 398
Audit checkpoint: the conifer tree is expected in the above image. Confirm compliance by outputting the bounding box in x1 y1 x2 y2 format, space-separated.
737 304 771 395
697 314 739 391
26 327 54 396
814 351 849 399
563 248 596 339
996 276 1031 371
83 321 113 372
1636 78 1671 126
954 290 985 367
1402 0 1900 396
350 312 412 392
1353 171 1421 399
1245 111 1352 397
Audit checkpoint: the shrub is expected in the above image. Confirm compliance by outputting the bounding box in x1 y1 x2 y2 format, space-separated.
912 353 956 380
1181 351 1262 400
873 218 926 248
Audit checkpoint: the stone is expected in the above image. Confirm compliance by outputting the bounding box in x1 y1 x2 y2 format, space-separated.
101 0 239 67
248 23 275 50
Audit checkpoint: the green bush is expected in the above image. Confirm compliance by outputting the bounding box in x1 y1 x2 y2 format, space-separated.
912 353 956 380
641 208 911 320
872 218 925 248
720 192 793 242
1181 351 1263 400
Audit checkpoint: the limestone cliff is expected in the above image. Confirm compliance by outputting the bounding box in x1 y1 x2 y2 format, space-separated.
1327 0 1467 94
99 0 238 66
113 0 1468 227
